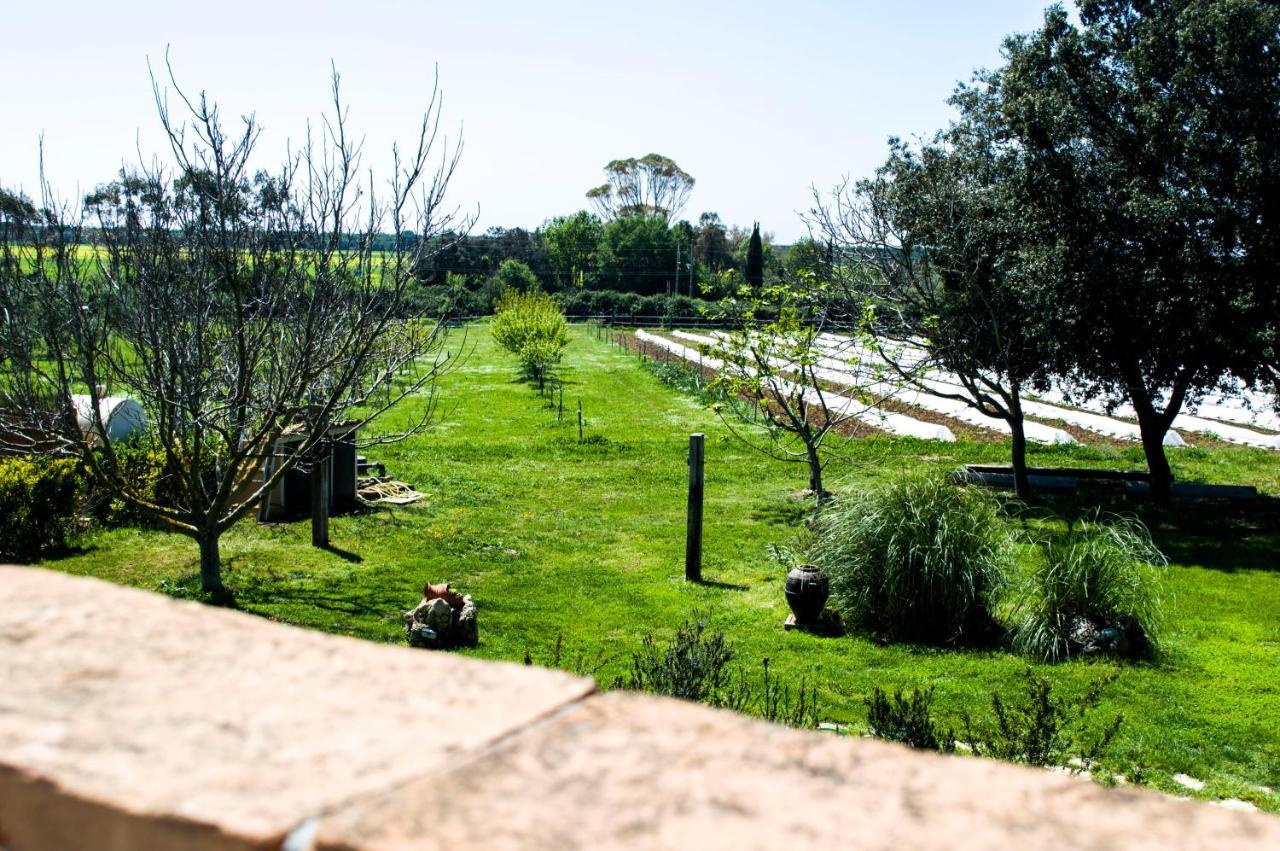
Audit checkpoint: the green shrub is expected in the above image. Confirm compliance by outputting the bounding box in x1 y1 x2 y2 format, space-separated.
960 668 1123 770
0 456 82 558
618 619 820 728
720 658 821 728
620 618 736 702
1010 514 1167 662
490 289 570 387
866 686 955 752
811 474 1011 644
863 671 1122 770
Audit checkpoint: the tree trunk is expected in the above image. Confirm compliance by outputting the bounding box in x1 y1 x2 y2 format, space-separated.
805 441 825 504
1010 415 1031 500
1126 373 1177 507
1135 407 1175 506
1006 387 1031 500
198 531 223 592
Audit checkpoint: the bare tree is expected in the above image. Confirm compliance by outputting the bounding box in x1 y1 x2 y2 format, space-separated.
808 120 1059 500
586 153 694 221
0 58 468 592
706 276 883 503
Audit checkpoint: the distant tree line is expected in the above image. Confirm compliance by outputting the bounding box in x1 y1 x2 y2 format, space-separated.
407 151 828 316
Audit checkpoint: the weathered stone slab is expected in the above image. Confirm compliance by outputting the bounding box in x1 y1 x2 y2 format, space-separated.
3 564 1278 851
318 691 1280 851
0 565 594 850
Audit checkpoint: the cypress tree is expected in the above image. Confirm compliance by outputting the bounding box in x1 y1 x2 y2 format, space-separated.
745 222 764 289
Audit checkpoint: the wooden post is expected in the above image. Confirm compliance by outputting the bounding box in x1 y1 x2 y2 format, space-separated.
577 400 584 442
311 431 330 548
685 433 704 582
558 385 564 421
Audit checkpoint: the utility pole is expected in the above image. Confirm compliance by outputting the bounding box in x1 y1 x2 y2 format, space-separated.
689 238 696 298
675 241 681 300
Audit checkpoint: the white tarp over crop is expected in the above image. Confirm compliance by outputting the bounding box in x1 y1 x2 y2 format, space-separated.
674 330 1075 445
636 330 955 442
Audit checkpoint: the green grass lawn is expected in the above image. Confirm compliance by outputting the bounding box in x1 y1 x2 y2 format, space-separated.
39 323 1280 808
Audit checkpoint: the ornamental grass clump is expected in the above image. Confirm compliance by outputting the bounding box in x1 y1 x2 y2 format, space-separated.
811 473 1011 644
1010 514 1167 662
490 289 570 388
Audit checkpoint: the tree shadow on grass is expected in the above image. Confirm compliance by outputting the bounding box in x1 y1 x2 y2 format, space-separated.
319 542 363 564
749 496 814 528
693 579 750 591
1013 491 1280 574
157 559 407 622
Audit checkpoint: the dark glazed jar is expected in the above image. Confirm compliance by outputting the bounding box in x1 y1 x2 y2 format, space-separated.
784 563 830 624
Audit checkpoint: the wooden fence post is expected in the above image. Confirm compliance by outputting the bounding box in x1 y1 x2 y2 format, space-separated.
577 400 584 442
685 433 704 582
310 431 330 549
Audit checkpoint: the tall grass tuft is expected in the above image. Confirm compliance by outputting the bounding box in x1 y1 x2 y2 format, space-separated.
1010 513 1167 662
810 473 1011 644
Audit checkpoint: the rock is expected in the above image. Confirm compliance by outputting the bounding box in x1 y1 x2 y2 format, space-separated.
455 595 478 647
1173 773 1205 792
1216 799 1258 813
403 588 478 650
422 598 453 634
1066 616 1100 654
1066 615 1139 658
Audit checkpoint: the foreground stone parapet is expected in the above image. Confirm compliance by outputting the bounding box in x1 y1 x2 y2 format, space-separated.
0 566 593 850
317 691 1280 851
2 564 1279 850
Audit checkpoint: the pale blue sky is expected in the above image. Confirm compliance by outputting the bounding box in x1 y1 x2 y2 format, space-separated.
1 0 1061 241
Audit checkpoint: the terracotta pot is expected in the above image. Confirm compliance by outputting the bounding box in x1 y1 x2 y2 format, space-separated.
784 563 830 624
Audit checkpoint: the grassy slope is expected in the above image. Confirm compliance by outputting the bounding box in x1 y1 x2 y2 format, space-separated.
41 323 1280 807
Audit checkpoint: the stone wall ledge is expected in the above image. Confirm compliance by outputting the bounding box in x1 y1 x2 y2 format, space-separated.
1 564 1276 850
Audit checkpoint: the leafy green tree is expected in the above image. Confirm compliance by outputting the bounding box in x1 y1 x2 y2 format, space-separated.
996 0 1280 504
694 212 734 271
542 211 603 289
489 258 540 294
812 100 1063 499
490 289 570 388
779 237 832 281
597 214 678 295
586 154 695 221
0 187 37 237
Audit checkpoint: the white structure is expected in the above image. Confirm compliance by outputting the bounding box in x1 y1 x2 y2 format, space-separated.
637 330 955 442
70 395 147 443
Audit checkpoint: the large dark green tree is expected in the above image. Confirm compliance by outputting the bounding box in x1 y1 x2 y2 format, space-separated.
997 0 1280 503
596 214 678 294
812 104 1062 499
542 210 603 289
694 212 734 271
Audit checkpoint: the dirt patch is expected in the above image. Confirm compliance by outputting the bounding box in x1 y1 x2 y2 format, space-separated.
1024 416 1130 449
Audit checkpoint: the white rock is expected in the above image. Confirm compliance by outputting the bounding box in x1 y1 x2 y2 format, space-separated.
1173 773 1205 791
1215 799 1258 813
